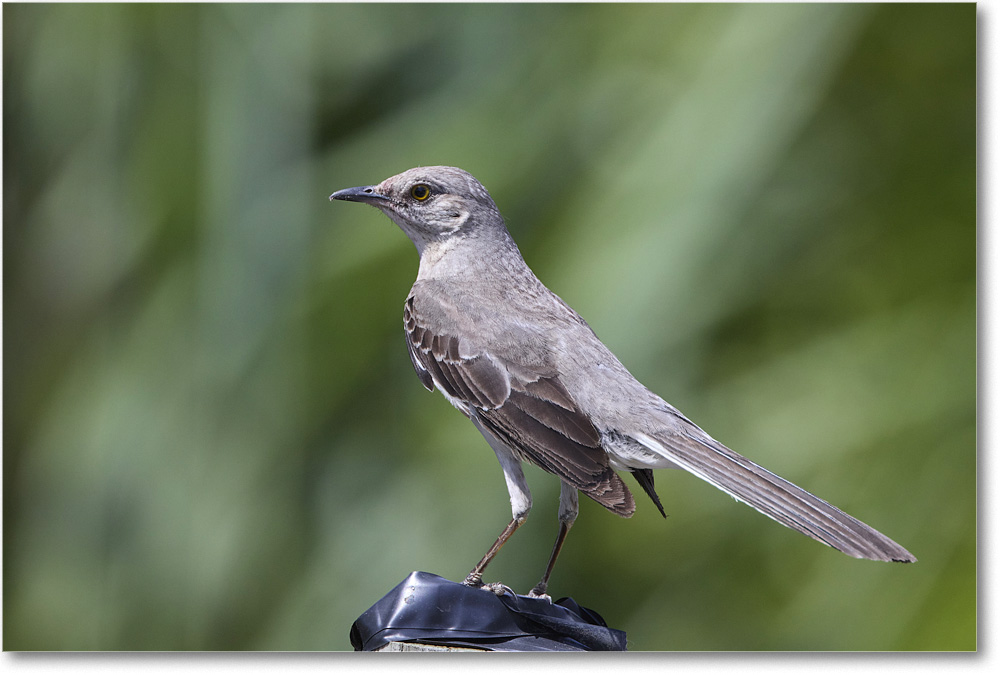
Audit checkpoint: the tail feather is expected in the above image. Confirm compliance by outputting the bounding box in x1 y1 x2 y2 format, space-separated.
633 431 915 563
631 469 667 518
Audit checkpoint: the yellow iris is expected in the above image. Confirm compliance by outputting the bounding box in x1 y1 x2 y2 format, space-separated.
410 184 431 201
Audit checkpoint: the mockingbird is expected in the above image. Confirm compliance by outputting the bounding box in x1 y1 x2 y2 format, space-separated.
330 166 915 596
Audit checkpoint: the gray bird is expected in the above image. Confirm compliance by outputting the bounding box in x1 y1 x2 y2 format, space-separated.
330 166 915 597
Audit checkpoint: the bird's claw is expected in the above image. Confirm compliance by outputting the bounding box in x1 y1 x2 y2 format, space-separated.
464 573 512 597
465 574 542 599
528 585 552 602
464 574 514 597
481 581 515 597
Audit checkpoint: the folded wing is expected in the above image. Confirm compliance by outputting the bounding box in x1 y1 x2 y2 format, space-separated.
404 295 635 516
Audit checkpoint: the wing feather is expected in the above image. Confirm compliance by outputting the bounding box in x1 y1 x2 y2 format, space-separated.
403 295 634 516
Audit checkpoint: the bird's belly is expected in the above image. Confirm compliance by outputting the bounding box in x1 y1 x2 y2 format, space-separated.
602 429 683 471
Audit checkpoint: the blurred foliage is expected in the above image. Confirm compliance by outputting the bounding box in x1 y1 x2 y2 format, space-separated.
3 3 974 651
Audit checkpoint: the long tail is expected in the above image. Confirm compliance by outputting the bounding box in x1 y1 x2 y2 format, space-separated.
632 429 915 563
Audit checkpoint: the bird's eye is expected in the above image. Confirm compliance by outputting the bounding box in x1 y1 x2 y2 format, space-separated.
410 184 431 201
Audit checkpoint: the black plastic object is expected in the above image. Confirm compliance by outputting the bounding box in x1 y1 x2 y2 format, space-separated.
350 571 627 651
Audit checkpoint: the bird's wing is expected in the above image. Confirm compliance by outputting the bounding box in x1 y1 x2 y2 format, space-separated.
404 294 635 516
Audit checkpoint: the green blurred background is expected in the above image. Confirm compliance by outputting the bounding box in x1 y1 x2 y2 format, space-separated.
3 3 975 651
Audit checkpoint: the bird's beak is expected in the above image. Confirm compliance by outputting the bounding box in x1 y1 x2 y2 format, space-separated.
329 185 390 204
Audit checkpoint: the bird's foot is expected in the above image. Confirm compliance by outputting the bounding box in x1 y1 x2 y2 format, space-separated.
481 582 515 597
528 583 552 602
463 573 514 596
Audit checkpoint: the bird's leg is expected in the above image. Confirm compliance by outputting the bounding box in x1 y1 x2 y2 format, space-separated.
464 427 532 589
463 515 526 588
528 521 572 599
530 482 579 599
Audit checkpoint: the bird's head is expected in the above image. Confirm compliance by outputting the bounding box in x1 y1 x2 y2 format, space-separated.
330 166 503 255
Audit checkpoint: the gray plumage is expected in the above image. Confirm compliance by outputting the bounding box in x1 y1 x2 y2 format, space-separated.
330 166 915 594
